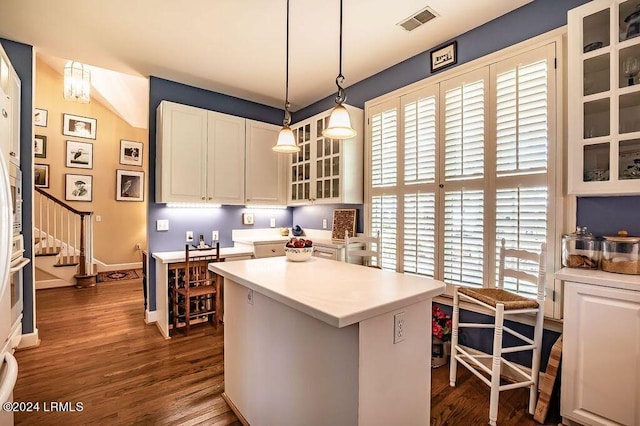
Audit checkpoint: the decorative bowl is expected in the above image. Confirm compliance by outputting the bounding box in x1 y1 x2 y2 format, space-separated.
284 246 313 262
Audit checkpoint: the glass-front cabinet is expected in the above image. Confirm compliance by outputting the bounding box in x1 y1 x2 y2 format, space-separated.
288 105 364 205
568 0 640 194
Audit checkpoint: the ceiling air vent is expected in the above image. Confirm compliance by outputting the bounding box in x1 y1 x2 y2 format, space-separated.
398 6 438 32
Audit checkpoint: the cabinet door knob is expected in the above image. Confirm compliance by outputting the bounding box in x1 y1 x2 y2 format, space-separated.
208 197 212 200
271 249 276 253
9 152 15 157
1 109 7 118
201 197 206 200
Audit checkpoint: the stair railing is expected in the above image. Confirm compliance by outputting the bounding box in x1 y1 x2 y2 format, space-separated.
34 187 94 280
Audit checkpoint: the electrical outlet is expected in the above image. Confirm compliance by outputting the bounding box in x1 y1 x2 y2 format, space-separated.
394 312 406 344
135 242 142 250
156 219 169 231
322 218 328 229
95 215 102 222
186 231 194 242
247 289 254 305
212 230 219 241
270 218 276 228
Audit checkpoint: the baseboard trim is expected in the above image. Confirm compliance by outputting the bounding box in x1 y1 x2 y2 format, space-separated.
18 330 40 349
145 309 157 324
94 261 142 272
36 279 73 290
222 393 250 426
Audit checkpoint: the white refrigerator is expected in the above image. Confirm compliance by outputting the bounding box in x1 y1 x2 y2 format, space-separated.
0 147 18 423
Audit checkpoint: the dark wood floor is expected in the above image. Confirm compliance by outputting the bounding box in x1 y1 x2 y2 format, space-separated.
14 279 558 425
13 279 240 426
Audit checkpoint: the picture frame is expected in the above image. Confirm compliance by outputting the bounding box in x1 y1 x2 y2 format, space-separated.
65 140 93 169
34 108 48 127
34 135 47 158
119 140 143 166
34 164 50 188
430 41 457 73
62 113 97 140
116 169 144 202
331 208 357 241
65 173 92 202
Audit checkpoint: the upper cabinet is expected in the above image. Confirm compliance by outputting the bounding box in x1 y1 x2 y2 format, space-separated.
0 43 20 166
568 0 640 195
245 120 287 206
288 105 364 205
156 101 245 204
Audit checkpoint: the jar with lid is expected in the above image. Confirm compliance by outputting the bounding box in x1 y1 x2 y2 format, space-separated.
562 226 601 269
601 230 640 275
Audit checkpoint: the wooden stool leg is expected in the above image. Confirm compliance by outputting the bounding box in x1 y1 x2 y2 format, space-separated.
449 288 460 387
185 294 191 336
489 304 505 426
213 275 220 330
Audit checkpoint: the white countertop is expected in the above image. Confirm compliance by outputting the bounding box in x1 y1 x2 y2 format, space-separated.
555 267 640 292
152 246 254 264
210 256 445 328
233 236 290 245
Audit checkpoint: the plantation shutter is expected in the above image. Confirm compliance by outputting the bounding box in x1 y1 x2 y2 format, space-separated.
403 193 436 277
371 107 398 188
441 69 488 287
492 45 554 299
404 90 437 184
371 195 397 270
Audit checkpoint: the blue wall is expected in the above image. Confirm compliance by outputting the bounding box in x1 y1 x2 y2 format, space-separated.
147 77 290 310
2 38 34 335
577 196 640 236
292 204 364 234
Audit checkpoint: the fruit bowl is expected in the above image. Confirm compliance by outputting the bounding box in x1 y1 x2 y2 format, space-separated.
284 246 314 262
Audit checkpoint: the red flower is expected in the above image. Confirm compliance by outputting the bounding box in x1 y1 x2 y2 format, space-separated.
432 305 452 341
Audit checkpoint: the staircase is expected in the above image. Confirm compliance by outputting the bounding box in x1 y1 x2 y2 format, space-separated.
34 187 96 288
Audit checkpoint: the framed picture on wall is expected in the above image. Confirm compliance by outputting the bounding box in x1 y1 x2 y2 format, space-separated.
116 169 144 202
119 140 143 166
331 208 357 240
34 108 48 127
65 140 93 169
34 164 49 188
34 135 47 158
430 41 457 73
62 113 97 140
65 173 93 202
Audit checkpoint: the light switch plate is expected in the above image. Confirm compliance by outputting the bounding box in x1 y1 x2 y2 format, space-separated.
242 212 255 225
156 219 169 231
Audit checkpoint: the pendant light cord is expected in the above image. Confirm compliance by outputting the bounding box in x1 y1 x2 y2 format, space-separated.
283 0 291 126
334 0 347 104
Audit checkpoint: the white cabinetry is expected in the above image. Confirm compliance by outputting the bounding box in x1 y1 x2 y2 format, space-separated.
245 120 286 205
568 0 640 195
558 269 640 426
0 43 20 166
289 105 363 205
156 101 245 204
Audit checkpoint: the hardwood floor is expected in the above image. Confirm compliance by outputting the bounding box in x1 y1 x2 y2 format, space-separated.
14 280 559 425
13 279 240 426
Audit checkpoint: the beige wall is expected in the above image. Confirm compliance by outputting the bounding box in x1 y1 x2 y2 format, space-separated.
34 58 148 265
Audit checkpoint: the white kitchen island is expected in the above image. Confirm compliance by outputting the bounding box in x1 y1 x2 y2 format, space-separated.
210 256 445 426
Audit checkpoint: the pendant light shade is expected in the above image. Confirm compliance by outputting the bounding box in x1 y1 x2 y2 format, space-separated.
273 0 300 153
273 123 299 153
324 103 356 139
64 61 91 103
322 0 356 140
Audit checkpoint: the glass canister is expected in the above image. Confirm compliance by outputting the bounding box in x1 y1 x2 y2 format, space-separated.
562 227 601 269
601 230 640 275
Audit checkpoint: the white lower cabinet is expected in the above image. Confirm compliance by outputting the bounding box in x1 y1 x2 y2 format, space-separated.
562 278 640 426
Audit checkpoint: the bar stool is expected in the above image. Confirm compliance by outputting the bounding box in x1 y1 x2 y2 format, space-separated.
172 242 222 336
449 238 546 426
344 230 381 268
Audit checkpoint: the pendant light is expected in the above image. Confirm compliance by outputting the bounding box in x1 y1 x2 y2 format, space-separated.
273 0 300 153
322 0 357 140
63 61 91 103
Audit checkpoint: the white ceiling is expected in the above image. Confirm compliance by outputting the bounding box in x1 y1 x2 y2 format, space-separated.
0 0 533 113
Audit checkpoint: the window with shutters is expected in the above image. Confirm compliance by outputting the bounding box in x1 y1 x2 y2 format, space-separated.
365 41 561 317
